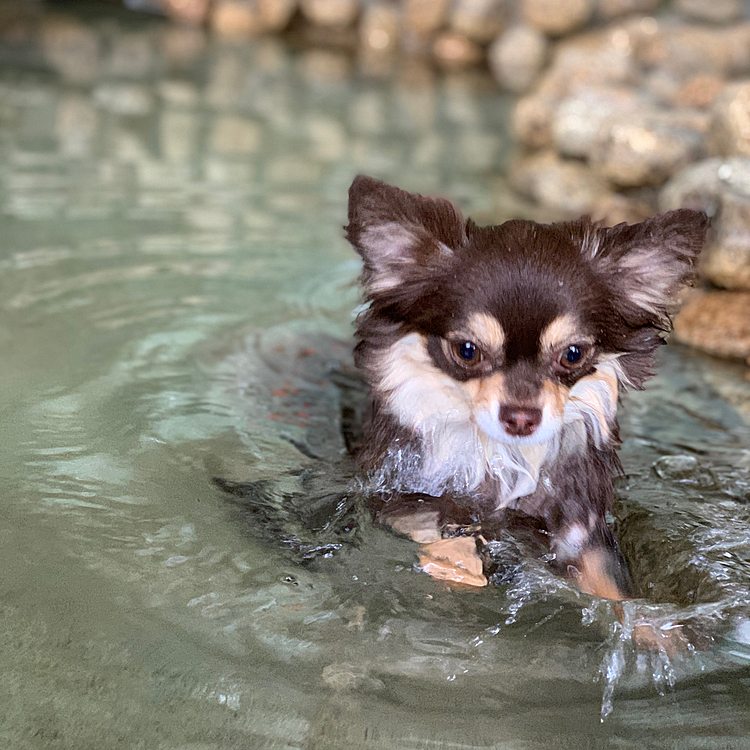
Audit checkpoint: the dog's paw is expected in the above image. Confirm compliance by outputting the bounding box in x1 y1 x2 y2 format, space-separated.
631 622 692 657
418 537 488 588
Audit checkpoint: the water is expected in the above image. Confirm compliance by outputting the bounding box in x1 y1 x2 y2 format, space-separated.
2 5 750 748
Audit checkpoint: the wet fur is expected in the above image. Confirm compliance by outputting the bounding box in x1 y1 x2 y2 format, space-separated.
347 175 709 598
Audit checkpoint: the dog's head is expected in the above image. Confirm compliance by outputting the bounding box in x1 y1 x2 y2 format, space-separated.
347 175 709 450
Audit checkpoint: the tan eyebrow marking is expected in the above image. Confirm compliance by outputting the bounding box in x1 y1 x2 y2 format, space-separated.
460 312 505 351
540 313 591 352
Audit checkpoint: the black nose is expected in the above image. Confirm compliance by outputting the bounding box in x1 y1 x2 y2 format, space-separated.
499 406 542 437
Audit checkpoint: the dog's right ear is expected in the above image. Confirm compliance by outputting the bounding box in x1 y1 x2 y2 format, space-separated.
346 175 465 294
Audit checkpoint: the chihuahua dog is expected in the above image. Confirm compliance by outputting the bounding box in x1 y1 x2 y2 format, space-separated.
346 175 709 598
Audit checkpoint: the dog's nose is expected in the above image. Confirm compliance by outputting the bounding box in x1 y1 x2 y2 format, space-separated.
499 406 542 437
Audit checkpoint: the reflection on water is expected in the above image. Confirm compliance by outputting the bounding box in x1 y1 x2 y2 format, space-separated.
2 4 750 749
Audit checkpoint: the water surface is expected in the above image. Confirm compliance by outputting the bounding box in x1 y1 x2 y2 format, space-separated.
2 6 750 749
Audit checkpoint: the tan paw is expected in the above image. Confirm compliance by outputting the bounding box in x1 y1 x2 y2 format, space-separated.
418 537 488 588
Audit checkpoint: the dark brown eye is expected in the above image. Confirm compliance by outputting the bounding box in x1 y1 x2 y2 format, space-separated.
451 341 482 366
559 345 586 369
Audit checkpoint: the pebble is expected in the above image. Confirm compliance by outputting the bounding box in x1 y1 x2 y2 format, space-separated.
487 24 547 93
709 82 750 158
674 291 750 363
661 157 750 290
590 109 706 187
522 0 594 37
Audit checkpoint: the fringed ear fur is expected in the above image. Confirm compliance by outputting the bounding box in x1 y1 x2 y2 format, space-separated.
345 175 466 295
580 210 710 329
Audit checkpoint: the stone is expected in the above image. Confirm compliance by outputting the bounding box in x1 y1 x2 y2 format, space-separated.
432 32 483 70
660 158 750 290
552 85 649 159
487 24 547 93
210 1 265 36
590 109 707 188
508 150 610 216
512 31 638 148
512 91 558 149
595 0 659 20
675 74 726 109
673 291 750 363
300 0 359 28
159 26 206 67
522 0 594 37
653 455 717 490
161 0 211 25
211 0 296 35
658 24 750 79
403 0 450 37
590 192 653 226
708 82 750 158
703 188 750 290
449 0 507 44
259 0 298 31
674 0 745 24
359 2 401 54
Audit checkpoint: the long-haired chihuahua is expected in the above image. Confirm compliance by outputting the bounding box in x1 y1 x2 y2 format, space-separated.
346 175 709 598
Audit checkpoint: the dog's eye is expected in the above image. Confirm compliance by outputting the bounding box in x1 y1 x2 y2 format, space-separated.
560 345 584 369
451 341 481 365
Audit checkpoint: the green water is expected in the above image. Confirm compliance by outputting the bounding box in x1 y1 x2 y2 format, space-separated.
2 5 750 749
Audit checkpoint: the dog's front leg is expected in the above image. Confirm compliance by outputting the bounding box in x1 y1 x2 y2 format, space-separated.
552 521 632 600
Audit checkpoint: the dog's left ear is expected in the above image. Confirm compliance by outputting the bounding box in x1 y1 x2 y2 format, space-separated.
580 210 710 328
345 175 466 295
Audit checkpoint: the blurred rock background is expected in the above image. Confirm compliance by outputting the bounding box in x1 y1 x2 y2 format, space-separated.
1 0 749 368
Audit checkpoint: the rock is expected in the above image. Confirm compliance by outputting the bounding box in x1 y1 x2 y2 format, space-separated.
703 188 750 290
657 24 750 78
449 0 507 44
589 192 654 226
300 0 359 28
512 32 638 148
259 0 298 32
709 82 750 158
675 74 726 109
674 291 750 363
660 158 750 290
595 0 659 20
487 25 547 93
358 2 400 54
161 0 211 25
403 0 450 37
552 85 649 159
522 0 594 37
321 663 384 691
508 150 610 216
211 1 265 36
653 455 717 490
590 109 707 188
513 91 559 149
674 0 745 24
159 26 206 67
432 32 483 70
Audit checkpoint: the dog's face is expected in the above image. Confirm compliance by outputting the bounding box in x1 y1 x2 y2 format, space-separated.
347 176 709 450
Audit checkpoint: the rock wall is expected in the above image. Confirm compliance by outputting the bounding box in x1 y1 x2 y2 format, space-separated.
33 0 750 363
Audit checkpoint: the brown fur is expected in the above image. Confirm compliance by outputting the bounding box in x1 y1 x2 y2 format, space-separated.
347 175 709 599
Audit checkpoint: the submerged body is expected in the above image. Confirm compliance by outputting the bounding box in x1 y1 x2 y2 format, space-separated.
346 175 709 597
